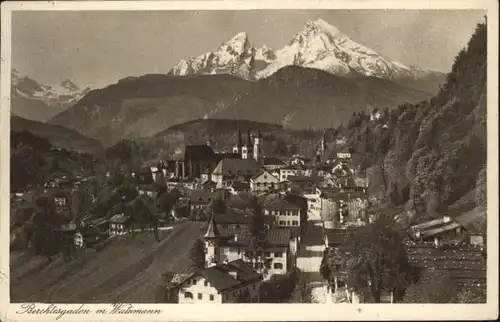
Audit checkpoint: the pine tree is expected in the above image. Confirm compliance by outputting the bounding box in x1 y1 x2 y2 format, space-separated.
248 196 266 248
189 239 206 269
246 196 268 272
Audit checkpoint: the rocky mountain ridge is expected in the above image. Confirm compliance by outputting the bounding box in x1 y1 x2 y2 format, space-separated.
11 69 90 122
169 18 444 87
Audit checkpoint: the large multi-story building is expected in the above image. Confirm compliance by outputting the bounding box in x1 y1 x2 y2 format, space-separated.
316 187 369 228
260 193 307 230
203 213 297 278
250 170 281 193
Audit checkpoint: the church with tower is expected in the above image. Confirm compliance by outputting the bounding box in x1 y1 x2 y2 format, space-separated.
232 128 263 163
315 131 326 164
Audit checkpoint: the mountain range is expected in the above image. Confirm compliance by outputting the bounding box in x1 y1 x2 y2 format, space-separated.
169 19 444 93
11 69 90 122
22 19 446 147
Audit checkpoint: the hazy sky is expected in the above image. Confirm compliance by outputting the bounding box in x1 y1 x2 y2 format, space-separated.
12 10 485 89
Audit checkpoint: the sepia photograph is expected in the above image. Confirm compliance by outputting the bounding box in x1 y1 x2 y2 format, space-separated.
0 1 498 320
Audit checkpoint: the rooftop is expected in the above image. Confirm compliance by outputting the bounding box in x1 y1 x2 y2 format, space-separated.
212 158 262 176
108 213 130 224
218 226 292 247
259 193 304 210
228 180 251 190
262 157 286 166
184 145 218 162
324 228 352 246
319 188 366 200
179 259 262 292
405 242 486 287
189 189 214 203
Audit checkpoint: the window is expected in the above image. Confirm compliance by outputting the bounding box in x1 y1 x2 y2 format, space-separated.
292 221 299 226
273 263 283 269
265 252 271 257
198 293 203 300
210 295 215 301
274 252 282 258
184 292 193 299
204 281 208 286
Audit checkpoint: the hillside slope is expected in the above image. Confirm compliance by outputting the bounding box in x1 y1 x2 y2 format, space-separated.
213 66 431 129
11 116 102 155
10 222 205 303
10 131 97 191
49 66 430 146
337 20 487 220
49 74 252 147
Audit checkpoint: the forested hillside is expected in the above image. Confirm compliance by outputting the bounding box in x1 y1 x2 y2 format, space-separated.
140 118 323 162
337 20 487 220
10 131 97 192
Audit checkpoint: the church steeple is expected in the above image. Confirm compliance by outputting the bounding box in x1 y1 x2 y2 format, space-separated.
237 127 243 148
204 213 221 267
204 212 221 239
321 131 326 153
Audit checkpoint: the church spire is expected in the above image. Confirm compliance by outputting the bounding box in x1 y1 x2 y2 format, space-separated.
204 212 220 239
237 127 242 148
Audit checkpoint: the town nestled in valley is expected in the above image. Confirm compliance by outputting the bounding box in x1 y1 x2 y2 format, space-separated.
9 13 488 305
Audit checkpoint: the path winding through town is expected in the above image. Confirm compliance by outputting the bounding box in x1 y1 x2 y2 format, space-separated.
297 212 328 303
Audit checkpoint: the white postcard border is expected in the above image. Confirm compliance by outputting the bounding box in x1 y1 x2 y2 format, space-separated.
1 1 498 321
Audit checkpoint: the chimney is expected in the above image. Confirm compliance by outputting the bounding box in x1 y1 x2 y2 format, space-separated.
229 271 238 279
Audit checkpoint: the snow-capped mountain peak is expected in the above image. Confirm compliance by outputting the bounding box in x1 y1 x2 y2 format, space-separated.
11 68 91 112
220 32 249 50
170 31 255 79
298 18 343 40
168 18 438 81
60 79 79 92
